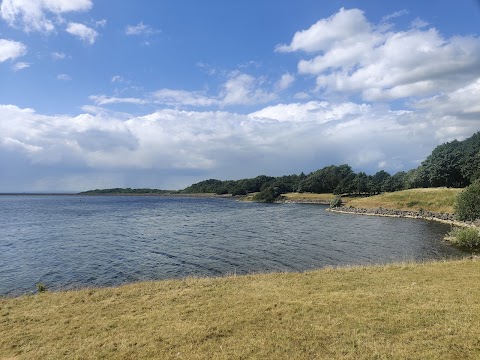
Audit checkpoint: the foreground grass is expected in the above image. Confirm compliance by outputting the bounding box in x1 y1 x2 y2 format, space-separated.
346 188 461 213
1 259 480 359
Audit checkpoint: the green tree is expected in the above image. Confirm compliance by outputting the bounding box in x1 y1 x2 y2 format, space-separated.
455 181 480 221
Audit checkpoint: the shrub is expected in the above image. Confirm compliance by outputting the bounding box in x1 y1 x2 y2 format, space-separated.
455 181 480 221
36 282 47 293
447 227 480 250
329 195 342 208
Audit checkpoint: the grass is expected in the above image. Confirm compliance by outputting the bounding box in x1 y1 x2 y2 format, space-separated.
282 193 336 202
345 188 461 213
1 259 480 359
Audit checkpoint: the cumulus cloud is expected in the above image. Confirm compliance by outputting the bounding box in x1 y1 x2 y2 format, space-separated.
0 0 92 32
279 8 480 102
276 8 372 53
249 101 369 123
413 78 480 121
97 72 277 110
0 38 26 62
275 73 295 91
220 72 276 106
2 95 478 191
66 22 98 44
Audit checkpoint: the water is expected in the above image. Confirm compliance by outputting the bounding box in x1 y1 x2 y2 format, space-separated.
0 195 463 296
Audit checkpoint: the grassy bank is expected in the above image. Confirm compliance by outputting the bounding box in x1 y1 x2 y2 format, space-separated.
1 259 479 359
344 188 461 213
282 192 336 202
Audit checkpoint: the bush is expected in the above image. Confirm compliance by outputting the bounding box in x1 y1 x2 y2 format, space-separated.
329 195 342 208
36 282 47 293
455 181 480 221
447 227 480 250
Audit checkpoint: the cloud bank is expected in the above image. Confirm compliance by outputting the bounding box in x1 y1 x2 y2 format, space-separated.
0 7 479 192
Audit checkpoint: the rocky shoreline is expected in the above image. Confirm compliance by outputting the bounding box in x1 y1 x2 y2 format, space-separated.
327 206 480 227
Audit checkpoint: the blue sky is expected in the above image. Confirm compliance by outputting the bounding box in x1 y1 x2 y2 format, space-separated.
1 0 480 191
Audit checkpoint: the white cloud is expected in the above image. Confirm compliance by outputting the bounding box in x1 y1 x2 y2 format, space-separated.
51 51 66 60
381 9 408 23
153 89 218 107
95 18 106 27
0 38 26 62
12 61 29 71
89 95 147 106
57 73 71 81
111 75 123 83
105 72 278 109
125 21 160 36
220 72 276 106
249 101 369 123
411 18 429 29
413 78 480 121
275 73 295 91
276 8 372 53
279 8 480 102
66 22 98 44
2 93 478 192
0 0 92 32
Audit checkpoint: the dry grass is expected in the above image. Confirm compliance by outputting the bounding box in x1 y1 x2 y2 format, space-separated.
1 259 480 359
345 188 461 213
282 193 335 202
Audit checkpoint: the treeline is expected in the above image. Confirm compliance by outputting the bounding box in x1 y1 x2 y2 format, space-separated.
182 132 480 202
80 188 174 195
181 166 412 202
413 132 480 188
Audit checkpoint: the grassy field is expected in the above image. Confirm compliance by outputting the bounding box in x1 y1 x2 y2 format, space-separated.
1 259 480 359
345 188 461 213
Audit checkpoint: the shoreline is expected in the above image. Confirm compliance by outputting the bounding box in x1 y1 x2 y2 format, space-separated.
327 206 479 228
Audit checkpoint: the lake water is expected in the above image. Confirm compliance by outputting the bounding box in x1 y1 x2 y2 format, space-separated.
0 195 463 296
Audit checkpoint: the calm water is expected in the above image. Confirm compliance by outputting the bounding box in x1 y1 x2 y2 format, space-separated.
0 195 463 296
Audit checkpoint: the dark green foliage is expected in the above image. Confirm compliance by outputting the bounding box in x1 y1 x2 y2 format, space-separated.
36 283 47 293
253 184 285 203
329 195 342 208
419 132 480 188
455 181 480 221
298 165 355 194
80 188 173 195
447 227 480 250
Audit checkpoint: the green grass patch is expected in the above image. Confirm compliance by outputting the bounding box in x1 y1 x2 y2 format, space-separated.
346 188 461 213
1 259 480 359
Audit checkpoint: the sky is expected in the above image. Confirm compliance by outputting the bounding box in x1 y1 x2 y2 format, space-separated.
1 0 480 192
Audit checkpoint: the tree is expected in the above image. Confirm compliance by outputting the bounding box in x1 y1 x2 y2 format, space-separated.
455 181 480 221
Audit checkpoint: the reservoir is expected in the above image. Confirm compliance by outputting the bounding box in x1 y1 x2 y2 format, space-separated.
0 195 463 296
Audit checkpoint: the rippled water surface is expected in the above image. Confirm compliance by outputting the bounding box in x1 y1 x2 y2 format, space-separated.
0 195 463 295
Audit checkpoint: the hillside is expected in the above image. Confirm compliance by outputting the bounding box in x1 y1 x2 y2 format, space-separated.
345 188 461 214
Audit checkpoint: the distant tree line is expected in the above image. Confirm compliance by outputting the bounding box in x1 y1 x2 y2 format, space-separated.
80 132 480 203
80 188 174 195
182 132 480 202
